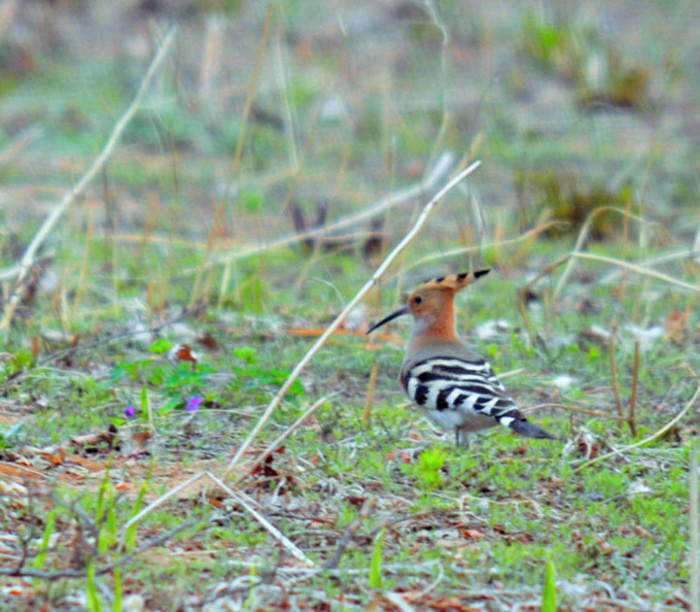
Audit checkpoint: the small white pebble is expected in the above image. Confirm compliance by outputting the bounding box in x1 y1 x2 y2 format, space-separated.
627 480 653 497
552 375 577 390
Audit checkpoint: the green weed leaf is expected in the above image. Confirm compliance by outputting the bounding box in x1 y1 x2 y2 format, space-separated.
542 555 557 612
369 527 385 588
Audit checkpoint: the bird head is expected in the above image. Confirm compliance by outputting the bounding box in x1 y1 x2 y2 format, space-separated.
366 269 490 334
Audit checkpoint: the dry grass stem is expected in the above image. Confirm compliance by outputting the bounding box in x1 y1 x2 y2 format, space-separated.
199 15 224 105
121 470 313 566
404 220 560 274
232 395 330 487
573 252 700 293
628 340 640 436
201 151 456 274
609 332 625 426
553 206 649 300
363 361 380 425
528 403 622 420
190 7 273 308
206 472 314 566
573 384 700 473
0 25 178 336
223 159 482 478
518 254 570 345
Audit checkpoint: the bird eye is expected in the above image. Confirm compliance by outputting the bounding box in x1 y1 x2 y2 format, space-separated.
413 296 423 305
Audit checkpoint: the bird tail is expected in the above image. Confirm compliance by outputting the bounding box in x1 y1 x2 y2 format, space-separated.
506 417 557 440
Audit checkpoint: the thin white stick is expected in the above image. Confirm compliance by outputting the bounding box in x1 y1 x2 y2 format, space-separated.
403 221 558 272
571 252 700 293
0 152 454 283
0 26 178 335
573 385 700 473
232 395 330 486
122 470 207 536
120 470 313 566
224 159 482 477
205 472 313 565
200 151 455 273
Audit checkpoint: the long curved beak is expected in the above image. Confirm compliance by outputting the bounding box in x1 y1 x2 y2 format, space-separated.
366 305 410 335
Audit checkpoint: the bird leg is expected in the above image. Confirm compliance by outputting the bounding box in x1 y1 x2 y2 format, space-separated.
455 427 470 449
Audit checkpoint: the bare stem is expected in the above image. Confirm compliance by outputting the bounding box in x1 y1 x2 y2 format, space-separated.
608 331 625 426
573 384 700 474
628 340 640 437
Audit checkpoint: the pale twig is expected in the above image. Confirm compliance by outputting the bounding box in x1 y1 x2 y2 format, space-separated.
403 220 560 273
224 159 481 478
190 7 273 308
120 470 313 566
527 403 621 420
206 472 313 566
363 362 379 425
573 384 700 474
570 252 700 293
609 332 625 426
232 395 330 487
629 340 640 437
0 26 178 335
553 206 649 300
518 253 570 346
121 471 209 537
383 593 416 612
50 155 453 282
597 247 700 286
200 151 455 273
422 0 450 169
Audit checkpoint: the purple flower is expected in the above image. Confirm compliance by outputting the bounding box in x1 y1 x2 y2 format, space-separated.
125 405 136 417
185 395 203 412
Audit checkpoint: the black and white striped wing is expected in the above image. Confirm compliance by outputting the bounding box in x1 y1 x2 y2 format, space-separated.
403 357 515 419
402 357 556 439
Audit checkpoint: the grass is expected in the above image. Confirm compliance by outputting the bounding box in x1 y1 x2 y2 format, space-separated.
1 1 699 610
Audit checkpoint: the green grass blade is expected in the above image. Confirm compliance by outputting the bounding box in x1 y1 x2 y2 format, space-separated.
369 527 385 589
95 463 112 526
542 555 557 612
112 566 122 612
34 510 55 570
86 561 103 612
124 463 152 552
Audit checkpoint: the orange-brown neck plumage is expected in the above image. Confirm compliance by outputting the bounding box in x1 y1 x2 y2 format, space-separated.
410 292 458 346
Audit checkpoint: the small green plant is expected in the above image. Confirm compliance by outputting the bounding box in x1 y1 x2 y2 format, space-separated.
34 510 55 571
86 561 102 612
124 467 151 553
0 421 24 449
418 447 448 489
520 12 650 109
542 555 557 612
369 528 385 589
230 346 305 398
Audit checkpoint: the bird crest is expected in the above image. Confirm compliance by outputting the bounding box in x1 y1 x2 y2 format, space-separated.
419 269 490 292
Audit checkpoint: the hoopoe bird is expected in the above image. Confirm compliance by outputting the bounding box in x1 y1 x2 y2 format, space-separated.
367 270 556 447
